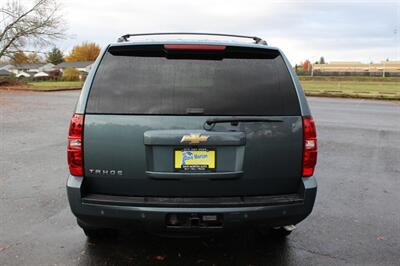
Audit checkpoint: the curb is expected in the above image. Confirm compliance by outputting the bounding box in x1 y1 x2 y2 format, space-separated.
305 92 400 101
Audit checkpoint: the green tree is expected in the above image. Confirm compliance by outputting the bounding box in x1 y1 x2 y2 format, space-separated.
46 47 64 64
319 57 325 64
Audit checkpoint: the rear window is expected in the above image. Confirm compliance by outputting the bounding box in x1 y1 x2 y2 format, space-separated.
86 45 300 115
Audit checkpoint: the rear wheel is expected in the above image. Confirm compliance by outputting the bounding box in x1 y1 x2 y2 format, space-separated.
77 219 118 240
82 227 118 239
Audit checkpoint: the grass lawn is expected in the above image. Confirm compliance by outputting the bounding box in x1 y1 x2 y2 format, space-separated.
28 81 83 88
299 77 400 100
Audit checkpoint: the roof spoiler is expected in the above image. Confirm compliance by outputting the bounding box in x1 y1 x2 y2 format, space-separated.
116 32 267 45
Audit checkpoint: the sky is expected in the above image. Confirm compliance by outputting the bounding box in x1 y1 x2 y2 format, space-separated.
37 0 400 64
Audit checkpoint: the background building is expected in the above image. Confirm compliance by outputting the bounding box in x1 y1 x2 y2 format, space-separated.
311 61 400 77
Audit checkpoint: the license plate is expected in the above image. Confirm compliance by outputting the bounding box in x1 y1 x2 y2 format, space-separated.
174 148 216 171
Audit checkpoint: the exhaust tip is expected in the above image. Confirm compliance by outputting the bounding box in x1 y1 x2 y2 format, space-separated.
283 225 296 231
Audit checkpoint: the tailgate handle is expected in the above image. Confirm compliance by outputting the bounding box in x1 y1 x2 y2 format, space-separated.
146 171 243 180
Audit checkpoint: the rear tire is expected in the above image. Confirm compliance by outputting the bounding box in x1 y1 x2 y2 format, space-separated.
82 227 118 240
77 219 118 240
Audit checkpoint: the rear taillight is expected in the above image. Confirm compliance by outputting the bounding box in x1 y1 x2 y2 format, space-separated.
302 116 317 177
67 114 84 176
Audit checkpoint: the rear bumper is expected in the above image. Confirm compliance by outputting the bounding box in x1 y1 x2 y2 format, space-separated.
67 175 317 233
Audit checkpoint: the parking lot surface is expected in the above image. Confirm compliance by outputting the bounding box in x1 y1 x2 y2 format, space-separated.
1 91 399 266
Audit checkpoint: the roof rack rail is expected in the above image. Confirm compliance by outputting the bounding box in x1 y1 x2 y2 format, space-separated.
117 32 267 45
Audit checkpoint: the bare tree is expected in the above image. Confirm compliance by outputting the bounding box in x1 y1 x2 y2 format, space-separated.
0 0 66 59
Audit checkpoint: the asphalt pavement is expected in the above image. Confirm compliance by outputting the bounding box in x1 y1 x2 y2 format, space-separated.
0 91 399 266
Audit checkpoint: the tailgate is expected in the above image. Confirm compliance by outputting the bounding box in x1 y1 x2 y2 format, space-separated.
83 115 302 196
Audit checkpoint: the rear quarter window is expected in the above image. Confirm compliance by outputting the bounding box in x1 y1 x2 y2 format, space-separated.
86 45 300 116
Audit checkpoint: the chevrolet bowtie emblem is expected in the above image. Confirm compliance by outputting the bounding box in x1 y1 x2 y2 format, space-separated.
180 134 209 145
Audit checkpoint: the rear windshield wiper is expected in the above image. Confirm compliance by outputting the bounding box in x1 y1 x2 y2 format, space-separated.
204 117 283 130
